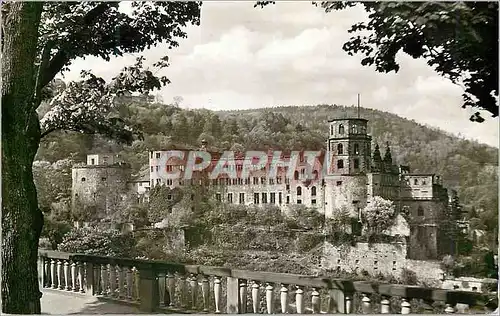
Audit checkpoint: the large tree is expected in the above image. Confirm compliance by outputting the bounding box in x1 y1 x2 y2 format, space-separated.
255 1 499 122
1 2 201 313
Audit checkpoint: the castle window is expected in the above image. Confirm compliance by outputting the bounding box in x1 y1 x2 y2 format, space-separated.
279 192 282 204
337 159 344 169
253 177 259 185
166 165 173 172
313 170 319 180
311 186 317 196
312 199 316 205
414 179 418 185
254 193 259 204
262 193 268 203
270 192 276 204
294 171 299 180
245 178 250 185
297 186 302 196
336 181 342 186
269 178 274 185
354 159 359 169
81 177 86 182
150 166 153 172
156 166 159 172
91 159 95 165
286 196 290 204
239 193 245 204
151 152 153 159
167 179 173 185
354 143 359 154
101 177 106 181
351 124 358 134
330 124 334 135
297 199 302 204
418 206 424 216
286 184 290 190
167 194 172 200
422 180 426 185
339 124 344 134
261 177 266 184
156 153 160 159
227 193 233 203
277 176 282 184
216 193 222 202
337 144 344 155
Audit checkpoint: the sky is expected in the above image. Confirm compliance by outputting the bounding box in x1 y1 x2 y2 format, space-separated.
62 1 499 147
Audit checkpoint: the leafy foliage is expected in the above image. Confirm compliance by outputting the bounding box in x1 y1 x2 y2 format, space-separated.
58 227 136 257
361 196 396 234
32 159 72 213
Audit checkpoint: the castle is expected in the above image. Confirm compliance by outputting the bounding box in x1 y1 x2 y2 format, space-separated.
72 117 456 260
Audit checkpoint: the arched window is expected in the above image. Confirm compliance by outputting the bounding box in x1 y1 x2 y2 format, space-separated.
337 159 344 169
312 170 319 180
353 143 359 154
338 124 344 134
351 124 358 134
414 179 418 185
337 144 343 154
81 177 86 182
297 186 302 196
311 186 317 196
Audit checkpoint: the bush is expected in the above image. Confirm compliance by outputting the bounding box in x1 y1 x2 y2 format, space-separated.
58 227 137 257
296 233 324 253
401 268 418 285
41 218 72 250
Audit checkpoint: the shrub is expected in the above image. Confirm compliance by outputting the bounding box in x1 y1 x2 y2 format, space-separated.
361 196 396 234
58 227 136 257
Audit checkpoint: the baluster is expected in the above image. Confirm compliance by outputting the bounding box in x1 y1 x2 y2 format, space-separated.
190 273 198 309
50 259 56 288
295 286 304 314
158 272 166 306
251 281 260 313
94 264 101 295
133 267 140 301
44 259 50 287
280 284 288 314
266 283 274 314
101 264 108 296
57 260 63 289
78 262 84 293
361 294 371 314
167 272 176 306
401 298 411 315
239 280 247 314
380 296 391 314
345 294 352 314
118 266 125 299
71 262 77 291
311 288 321 314
64 261 70 290
444 303 455 314
109 265 117 297
214 276 221 313
179 274 187 307
126 267 133 299
202 275 210 312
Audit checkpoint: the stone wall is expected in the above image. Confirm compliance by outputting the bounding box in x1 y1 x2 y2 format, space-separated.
322 241 444 285
322 241 407 276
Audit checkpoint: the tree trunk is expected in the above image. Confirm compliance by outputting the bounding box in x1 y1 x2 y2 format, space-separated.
2 2 44 314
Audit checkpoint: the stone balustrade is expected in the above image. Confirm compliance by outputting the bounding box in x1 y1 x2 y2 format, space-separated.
38 250 497 314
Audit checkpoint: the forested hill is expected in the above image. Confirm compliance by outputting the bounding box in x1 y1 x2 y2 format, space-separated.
36 102 497 217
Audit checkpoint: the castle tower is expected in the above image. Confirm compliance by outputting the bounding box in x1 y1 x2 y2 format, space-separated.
324 118 372 220
326 118 371 175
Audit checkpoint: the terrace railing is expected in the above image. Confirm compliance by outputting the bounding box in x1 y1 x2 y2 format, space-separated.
38 250 497 314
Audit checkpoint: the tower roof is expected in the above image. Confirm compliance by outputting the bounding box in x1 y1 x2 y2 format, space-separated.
327 118 368 123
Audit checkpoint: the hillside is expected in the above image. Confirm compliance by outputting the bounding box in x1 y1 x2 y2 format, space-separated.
36 102 498 228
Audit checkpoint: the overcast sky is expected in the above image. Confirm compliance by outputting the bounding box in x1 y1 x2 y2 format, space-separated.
63 2 499 147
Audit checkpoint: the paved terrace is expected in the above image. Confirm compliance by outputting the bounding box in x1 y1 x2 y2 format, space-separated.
41 287 144 314
38 250 498 314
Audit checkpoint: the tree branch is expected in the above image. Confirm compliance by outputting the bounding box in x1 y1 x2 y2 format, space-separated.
39 3 114 88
